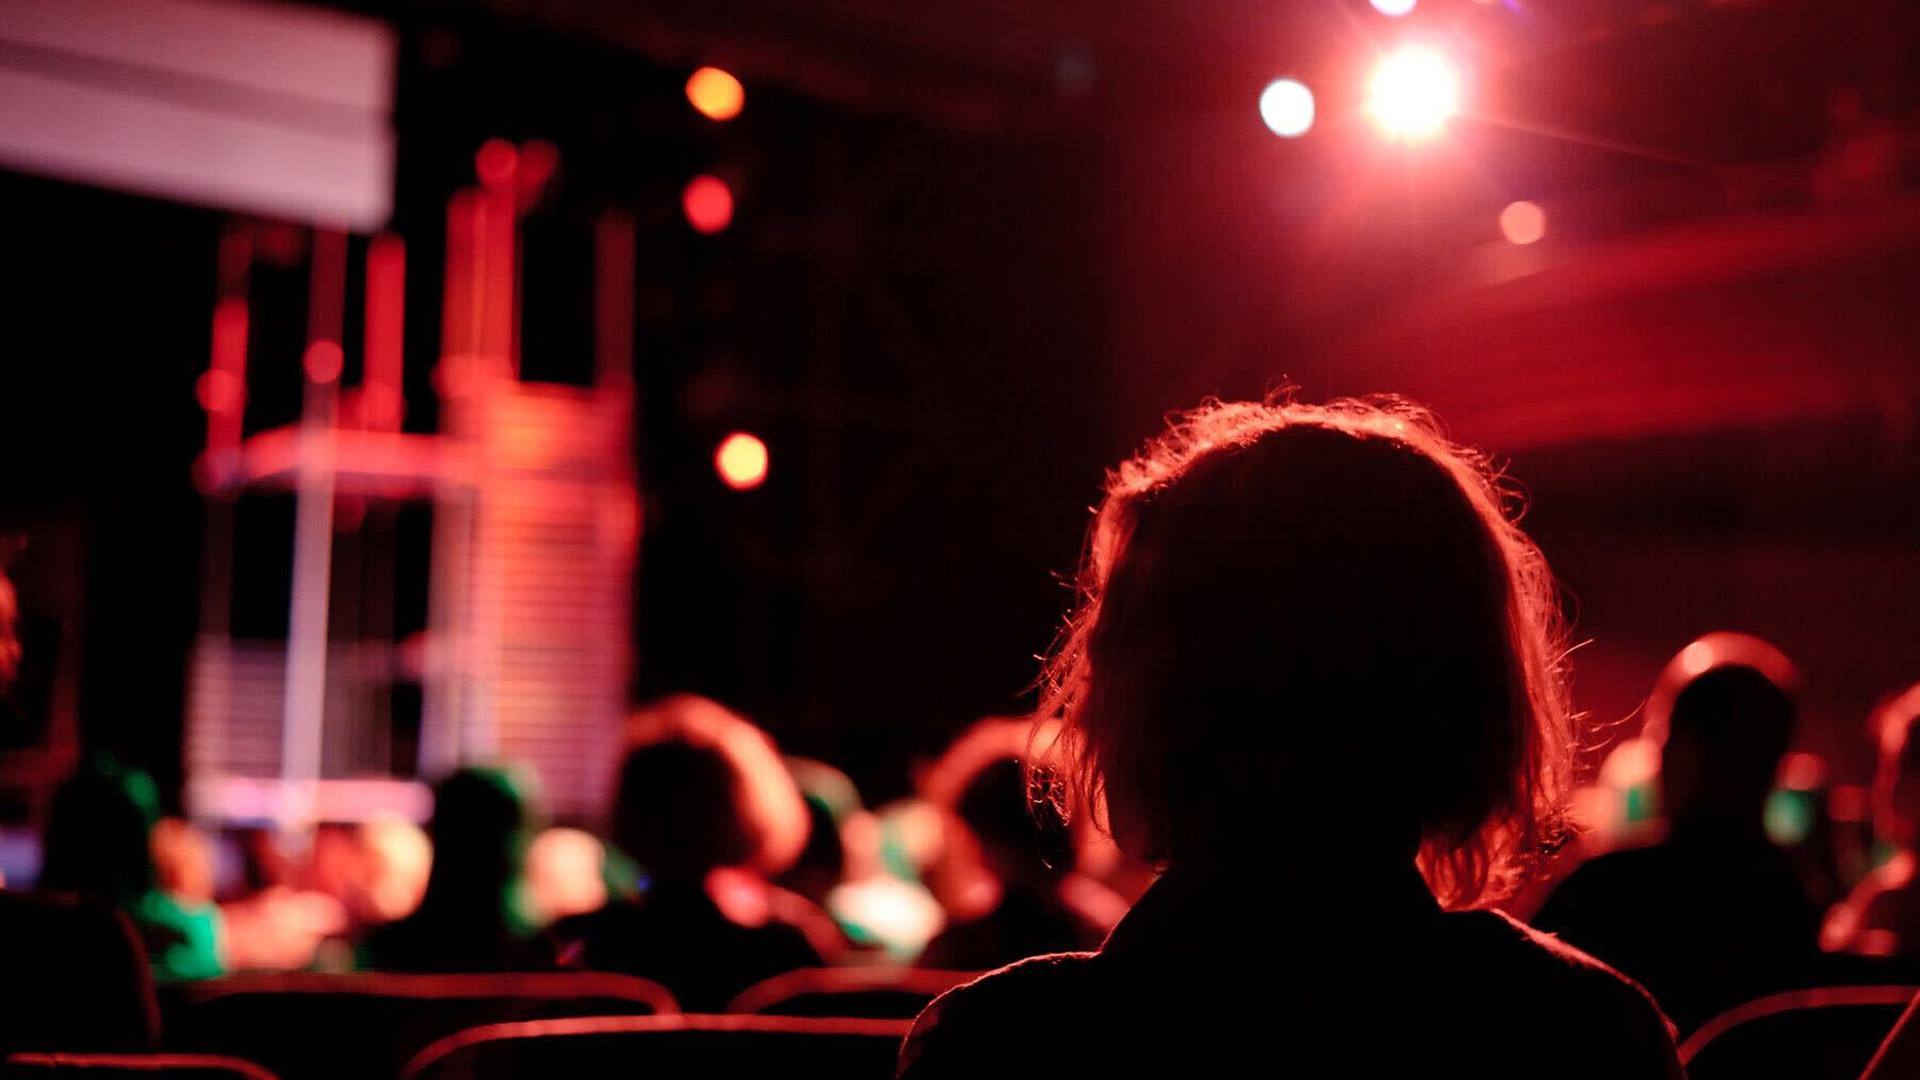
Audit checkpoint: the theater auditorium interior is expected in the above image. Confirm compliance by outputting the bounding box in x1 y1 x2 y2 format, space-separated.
1 0 1919 1077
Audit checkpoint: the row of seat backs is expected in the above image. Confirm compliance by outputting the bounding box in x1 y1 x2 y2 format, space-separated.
1681 985 1920 1080
162 972 678 1080
159 967 973 1080
24 984 1920 1080
4 1016 914 1080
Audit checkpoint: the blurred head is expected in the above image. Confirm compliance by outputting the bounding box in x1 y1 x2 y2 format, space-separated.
1649 636 1797 827
1871 684 1920 847
421 766 539 913
957 757 1072 887
1037 398 1574 909
780 757 859 902
359 814 433 914
526 827 608 923
612 696 808 887
40 758 162 902
150 818 217 906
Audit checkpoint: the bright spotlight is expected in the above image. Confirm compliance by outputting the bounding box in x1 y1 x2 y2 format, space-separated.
715 432 769 490
1499 200 1546 245
1370 0 1417 14
1365 46 1461 141
1258 79 1315 138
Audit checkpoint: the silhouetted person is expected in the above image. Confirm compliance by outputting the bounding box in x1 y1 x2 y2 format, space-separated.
39 757 224 982
553 696 828 1009
361 766 550 972
1535 634 1820 1033
0 891 159 1053
920 757 1103 969
900 399 1680 1078
1823 684 1920 959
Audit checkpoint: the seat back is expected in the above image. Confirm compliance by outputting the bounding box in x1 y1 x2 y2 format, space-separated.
1680 985 1920 1080
0 892 159 1054
163 972 676 1080
2 1052 278 1080
401 1014 909 1080
727 967 978 1018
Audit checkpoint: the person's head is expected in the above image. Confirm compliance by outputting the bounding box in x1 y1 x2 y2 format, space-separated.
420 765 539 914
956 757 1072 889
1871 684 1920 848
40 758 162 902
1037 398 1574 909
781 757 859 900
1649 637 1797 827
612 696 808 888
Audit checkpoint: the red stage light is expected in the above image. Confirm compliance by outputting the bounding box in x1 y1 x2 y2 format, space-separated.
683 175 735 234
1365 46 1461 141
196 369 243 413
714 432 769 490
686 67 745 122
517 139 560 199
475 138 518 188
1499 200 1547 245
304 340 344 384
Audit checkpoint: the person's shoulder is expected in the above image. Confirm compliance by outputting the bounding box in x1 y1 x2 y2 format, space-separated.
1459 909 1682 1073
1553 842 1677 894
898 952 1098 1078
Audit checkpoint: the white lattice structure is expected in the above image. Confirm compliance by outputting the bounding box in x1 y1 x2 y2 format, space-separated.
188 174 636 826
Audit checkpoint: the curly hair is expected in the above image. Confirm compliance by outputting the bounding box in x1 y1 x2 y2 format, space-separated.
1033 397 1576 909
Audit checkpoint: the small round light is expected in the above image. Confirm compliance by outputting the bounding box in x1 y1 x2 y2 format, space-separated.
682 175 735 235
1371 0 1417 14
1258 79 1316 138
714 432 769 490
686 67 745 122
1499 200 1547 245
475 138 518 188
303 341 344 384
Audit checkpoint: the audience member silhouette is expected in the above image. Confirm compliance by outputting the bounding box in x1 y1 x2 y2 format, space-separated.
1534 635 1822 1032
38 757 225 982
920 755 1104 970
0 890 158 1053
552 696 829 1009
900 399 1681 1078
360 765 551 972
1822 684 1920 959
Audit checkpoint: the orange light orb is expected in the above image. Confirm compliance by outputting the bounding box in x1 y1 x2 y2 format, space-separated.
714 431 769 490
686 67 745 122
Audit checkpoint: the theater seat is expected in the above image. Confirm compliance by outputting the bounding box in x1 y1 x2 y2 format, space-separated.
0 892 160 1054
399 1014 911 1080
162 972 677 1080
1679 985 1920 1080
726 967 979 1018
2 1052 278 1080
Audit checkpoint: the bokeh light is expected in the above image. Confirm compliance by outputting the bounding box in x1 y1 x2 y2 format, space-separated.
715 431 769 490
686 66 745 122
1365 46 1462 141
682 175 735 234
474 137 517 188
1258 78 1316 138
1370 0 1417 15
1499 200 1547 245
